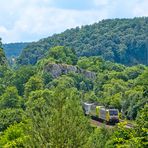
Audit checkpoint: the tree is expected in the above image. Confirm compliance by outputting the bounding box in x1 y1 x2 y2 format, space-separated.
48 75 75 89
135 104 148 147
42 72 53 86
86 126 111 148
105 122 141 148
24 75 44 97
77 56 102 72
47 46 77 65
83 91 98 102
99 78 127 109
0 86 23 109
25 87 90 147
0 123 27 147
0 66 13 95
17 18 148 66
0 38 7 66
122 86 144 119
0 108 24 131
12 66 36 96
136 68 148 97
0 48 7 66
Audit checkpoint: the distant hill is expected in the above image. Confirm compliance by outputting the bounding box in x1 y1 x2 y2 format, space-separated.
17 17 148 66
3 43 28 58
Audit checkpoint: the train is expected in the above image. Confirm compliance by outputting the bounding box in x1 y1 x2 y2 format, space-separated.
82 102 119 123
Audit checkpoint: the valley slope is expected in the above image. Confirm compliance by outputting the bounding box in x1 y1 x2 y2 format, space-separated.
16 17 148 66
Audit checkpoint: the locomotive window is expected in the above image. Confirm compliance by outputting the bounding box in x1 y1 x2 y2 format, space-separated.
109 110 118 115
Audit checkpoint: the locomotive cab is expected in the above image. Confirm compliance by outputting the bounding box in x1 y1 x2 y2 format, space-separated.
108 109 119 123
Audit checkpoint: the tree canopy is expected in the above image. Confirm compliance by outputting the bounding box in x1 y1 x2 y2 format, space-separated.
0 17 148 147
16 17 148 66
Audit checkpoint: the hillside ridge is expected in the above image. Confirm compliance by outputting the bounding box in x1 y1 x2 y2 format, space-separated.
17 17 148 66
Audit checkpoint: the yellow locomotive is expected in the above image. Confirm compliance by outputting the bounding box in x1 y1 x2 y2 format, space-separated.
83 102 119 123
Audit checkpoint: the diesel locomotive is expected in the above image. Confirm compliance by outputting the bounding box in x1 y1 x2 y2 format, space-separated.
83 102 119 123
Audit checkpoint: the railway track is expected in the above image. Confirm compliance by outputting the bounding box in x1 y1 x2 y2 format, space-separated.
90 119 114 128
120 120 134 128
91 118 134 129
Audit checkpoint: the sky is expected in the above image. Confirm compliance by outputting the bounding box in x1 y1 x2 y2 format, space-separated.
0 0 148 43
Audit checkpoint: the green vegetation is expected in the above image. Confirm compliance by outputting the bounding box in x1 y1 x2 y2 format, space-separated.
17 17 148 66
0 38 7 66
3 43 28 58
3 42 28 65
0 18 148 147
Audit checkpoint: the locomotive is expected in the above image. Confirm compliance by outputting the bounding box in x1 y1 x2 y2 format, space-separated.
83 102 119 123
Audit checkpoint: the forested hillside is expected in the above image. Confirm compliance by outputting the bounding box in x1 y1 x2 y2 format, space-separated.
0 17 148 147
3 42 28 58
17 17 148 66
0 44 147 147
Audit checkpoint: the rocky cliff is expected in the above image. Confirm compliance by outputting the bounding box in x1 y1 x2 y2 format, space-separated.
44 63 96 80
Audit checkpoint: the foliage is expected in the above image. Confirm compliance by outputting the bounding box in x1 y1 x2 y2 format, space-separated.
3 42 28 66
86 126 112 148
136 68 148 97
135 104 148 147
0 86 23 109
0 123 28 148
0 66 13 95
24 75 44 97
12 65 36 96
0 38 7 66
0 17 148 147
77 56 103 72
47 46 78 65
25 87 90 147
0 109 24 132
0 48 7 66
3 42 28 58
17 17 148 66
105 122 142 148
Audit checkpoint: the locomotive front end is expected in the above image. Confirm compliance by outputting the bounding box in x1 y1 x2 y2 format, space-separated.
108 109 119 123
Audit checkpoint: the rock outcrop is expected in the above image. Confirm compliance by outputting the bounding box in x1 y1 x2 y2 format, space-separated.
44 63 96 80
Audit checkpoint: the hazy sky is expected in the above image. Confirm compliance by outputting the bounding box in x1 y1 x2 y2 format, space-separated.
0 0 148 43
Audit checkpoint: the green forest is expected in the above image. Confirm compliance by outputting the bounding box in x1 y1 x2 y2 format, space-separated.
3 43 28 66
3 43 28 59
15 17 148 66
0 18 148 147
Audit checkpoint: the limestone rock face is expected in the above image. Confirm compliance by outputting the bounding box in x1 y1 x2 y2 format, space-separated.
44 63 96 79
